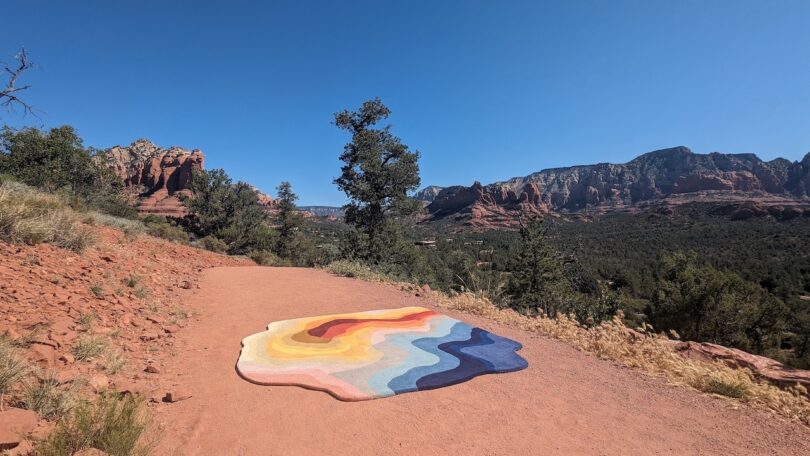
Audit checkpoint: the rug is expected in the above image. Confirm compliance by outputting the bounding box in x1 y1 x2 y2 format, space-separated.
236 306 528 400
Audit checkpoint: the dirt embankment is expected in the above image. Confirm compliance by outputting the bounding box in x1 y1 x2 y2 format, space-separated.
0 224 249 451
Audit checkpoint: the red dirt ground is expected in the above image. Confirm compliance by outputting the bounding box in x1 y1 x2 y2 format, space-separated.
152 267 810 456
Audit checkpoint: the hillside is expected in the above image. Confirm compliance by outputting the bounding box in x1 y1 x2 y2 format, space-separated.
424 147 810 228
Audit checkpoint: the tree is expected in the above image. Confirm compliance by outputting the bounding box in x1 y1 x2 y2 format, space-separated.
333 98 421 262
649 252 788 351
0 126 95 192
183 169 273 254
1 49 35 117
274 181 305 259
505 218 573 317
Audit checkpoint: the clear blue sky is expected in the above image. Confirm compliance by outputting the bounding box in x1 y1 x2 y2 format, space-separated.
4 1 810 205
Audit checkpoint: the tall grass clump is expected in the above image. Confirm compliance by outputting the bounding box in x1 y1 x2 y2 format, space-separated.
72 335 109 361
36 393 152 456
432 291 810 424
0 336 30 405
325 260 391 282
85 212 145 237
23 372 81 419
0 180 96 252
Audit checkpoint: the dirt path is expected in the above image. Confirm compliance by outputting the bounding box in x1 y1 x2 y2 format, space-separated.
153 267 810 455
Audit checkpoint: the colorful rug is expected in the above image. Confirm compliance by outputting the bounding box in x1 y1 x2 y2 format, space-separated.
236 306 528 400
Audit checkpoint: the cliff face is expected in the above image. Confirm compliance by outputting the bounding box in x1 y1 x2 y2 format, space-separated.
94 139 205 217
426 147 810 227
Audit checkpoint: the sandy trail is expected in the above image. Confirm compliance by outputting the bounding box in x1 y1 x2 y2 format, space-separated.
153 267 809 455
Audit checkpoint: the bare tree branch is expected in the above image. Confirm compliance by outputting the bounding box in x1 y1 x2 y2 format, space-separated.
1 48 35 116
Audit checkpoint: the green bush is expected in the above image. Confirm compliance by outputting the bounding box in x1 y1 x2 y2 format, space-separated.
198 235 228 253
0 126 133 219
145 220 189 243
182 169 274 254
36 393 152 456
248 250 282 266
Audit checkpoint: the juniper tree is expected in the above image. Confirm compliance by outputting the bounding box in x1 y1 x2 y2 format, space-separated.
183 169 273 254
506 217 572 317
274 181 304 259
333 98 421 262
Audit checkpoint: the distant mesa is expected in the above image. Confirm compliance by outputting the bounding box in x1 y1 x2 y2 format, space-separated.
299 206 345 219
422 146 810 228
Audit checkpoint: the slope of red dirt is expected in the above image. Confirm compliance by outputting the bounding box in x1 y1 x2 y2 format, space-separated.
0 225 250 418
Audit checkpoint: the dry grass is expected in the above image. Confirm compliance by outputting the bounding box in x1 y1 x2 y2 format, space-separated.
325 260 390 282
36 393 153 456
22 372 82 419
102 350 127 375
85 212 145 237
0 181 96 252
432 291 810 425
72 335 109 362
0 336 30 399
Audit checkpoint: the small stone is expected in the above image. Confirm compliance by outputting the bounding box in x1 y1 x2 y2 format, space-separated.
0 408 38 450
58 353 75 364
179 280 192 290
144 365 160 374
89 374 109 392
54 371 75 385
6 438 33 455
163 391 192 403
26 343 56 369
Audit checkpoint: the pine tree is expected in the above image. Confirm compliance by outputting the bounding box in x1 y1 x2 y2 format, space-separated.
333 98 421 262
506 217 572 317
274 181 304 259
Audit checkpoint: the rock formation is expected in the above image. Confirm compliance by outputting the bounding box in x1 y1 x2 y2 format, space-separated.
425 147 810 227
94 139 205 217
413 185 445 204
669 341 810 394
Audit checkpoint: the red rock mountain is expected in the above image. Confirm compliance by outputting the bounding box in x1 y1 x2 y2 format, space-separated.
95 139 278 217
95 139 205 216
425 146 810 227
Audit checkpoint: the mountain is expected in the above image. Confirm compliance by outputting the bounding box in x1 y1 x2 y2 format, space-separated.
299 206 344 218
94 139 204 217
413 185 444 204
426 146 810 228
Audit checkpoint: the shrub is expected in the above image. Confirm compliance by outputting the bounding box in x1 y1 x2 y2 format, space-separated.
89 285 104 299
23 373 80 419
72 335 109 361
36 393 152 456
325 260 389 282
145 220 189 243
198 235 228 253
248 250 282 266
182 169 274 254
